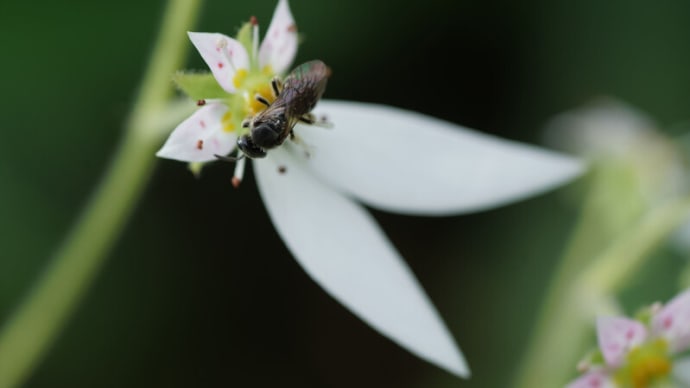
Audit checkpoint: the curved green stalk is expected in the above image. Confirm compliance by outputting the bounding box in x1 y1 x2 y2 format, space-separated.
0 1 201 387
580 197 690 293
513 191 690 388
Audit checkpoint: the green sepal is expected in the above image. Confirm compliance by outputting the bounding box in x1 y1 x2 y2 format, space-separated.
188 162 204 178
173 71 227 100
634 304 656 325
236 22 252 55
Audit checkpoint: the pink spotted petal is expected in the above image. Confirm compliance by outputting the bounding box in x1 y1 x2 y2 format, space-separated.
596 316 648 367
188 32 250 93
258 0 298 74
652 288 690 353
156 103 237 162
566 370 615 388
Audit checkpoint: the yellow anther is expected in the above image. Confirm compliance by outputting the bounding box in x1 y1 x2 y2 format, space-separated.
221 111 233 124
233 69 248 88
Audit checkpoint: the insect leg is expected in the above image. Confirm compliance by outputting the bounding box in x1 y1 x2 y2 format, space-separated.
214 153 245 162
298 113 316 124
299 113 334 129
288 132 313 158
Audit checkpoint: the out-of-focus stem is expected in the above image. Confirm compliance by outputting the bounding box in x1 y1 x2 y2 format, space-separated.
0 1 201 387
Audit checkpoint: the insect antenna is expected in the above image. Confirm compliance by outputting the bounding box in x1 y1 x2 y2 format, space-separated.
214 153 245 163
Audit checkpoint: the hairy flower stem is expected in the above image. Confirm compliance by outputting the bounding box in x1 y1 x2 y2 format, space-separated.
0 1 201 387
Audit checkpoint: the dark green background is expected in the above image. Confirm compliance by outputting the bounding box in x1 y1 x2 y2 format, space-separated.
1 0 689 386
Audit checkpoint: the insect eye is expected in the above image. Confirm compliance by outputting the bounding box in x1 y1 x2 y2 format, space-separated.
237 135 266 159
251 123 281 148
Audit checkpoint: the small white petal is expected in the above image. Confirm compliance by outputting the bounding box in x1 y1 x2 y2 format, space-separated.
297 100 584 216
652 288 690 353
596 316 648 367
673 356 690 385
258 0 298 74
188 32 250 93
254 148 470 377
544 98 688 206
565 370 615 388
156 103 236 162
543 98 658 158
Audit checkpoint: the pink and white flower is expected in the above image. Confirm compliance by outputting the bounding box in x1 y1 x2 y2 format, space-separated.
157 0 584 378
567 289 690 387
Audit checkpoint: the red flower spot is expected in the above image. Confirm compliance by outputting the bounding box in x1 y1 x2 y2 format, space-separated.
287 24 297 33
196 139 204 150
197 99 206 106
663 315 673 329
625 328 636 340
217 62 224 69
250 15 258 26
588 375 602 388
199 120 206 129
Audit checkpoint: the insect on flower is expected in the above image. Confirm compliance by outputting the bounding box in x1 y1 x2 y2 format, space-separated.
157 0 584 377
219 60 331 160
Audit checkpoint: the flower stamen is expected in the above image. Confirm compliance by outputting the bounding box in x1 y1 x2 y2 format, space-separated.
232 156 246 188
250 15 259 64
196 98 223 106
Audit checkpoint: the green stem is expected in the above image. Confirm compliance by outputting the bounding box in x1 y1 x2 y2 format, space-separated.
514 192 690 388
580 196 690 293
514 163 658 388
0 1 201 387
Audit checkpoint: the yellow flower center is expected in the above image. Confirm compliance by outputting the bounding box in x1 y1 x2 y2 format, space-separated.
614 339 672 388
248 83 277 116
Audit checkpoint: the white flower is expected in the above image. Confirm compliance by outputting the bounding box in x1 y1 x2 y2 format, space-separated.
543 98 688 204
157 0 584 378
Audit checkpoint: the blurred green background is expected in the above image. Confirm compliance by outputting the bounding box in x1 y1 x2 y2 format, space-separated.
1 0 689 386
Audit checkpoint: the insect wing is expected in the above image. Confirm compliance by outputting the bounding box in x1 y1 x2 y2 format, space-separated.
281 60 330 118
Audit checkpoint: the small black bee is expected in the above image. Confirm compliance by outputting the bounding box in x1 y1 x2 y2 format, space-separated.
236 60 330 159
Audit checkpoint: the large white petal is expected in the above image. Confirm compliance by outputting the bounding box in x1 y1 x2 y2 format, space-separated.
296 100 584 216
254 147 470 377
258 0 298 75
156 103 236 162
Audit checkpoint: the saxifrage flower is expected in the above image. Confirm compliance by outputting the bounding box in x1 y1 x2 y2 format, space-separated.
157 0 584 377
